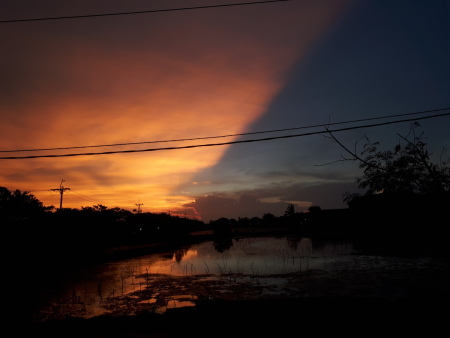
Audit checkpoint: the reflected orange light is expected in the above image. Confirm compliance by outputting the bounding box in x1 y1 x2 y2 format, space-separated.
173 249 198 261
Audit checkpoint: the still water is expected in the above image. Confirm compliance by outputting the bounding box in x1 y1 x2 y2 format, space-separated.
37 235 423 321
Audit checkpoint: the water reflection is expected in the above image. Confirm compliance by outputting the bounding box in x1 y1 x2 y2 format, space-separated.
37 236 362 321
148 237 321 276
213 237 234 253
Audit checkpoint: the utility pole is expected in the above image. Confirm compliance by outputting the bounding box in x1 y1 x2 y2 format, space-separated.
134 202 143 213
51 179 70 210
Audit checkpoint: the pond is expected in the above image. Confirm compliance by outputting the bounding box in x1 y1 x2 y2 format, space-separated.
36 235 442 322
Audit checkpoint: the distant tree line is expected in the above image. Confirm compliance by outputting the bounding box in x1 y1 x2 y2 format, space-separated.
1 189 210 265
2 124 449 266
1 187 331 253
1 185 348 267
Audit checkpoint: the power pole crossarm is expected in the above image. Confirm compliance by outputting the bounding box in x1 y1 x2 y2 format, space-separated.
135 203 143 213
50 179 70 210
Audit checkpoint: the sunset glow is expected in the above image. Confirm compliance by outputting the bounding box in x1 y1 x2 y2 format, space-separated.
0 1 351 219
2 0 449 222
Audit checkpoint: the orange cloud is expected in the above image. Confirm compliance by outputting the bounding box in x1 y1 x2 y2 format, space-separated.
0 0 352 215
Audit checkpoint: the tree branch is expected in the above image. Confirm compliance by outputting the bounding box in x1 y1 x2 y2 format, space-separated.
325 128 386 171
396 133 439 184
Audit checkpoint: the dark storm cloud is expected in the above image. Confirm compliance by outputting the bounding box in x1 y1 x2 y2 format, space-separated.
182 177 361 222
183 193 291 222
275 181 362 207
230 180 360 209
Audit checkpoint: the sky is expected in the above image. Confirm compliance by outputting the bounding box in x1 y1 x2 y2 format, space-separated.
1 0 449 222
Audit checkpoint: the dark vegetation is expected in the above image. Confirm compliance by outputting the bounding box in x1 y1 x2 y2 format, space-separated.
329 123 449 256
4 123 450 333
1 188 345 273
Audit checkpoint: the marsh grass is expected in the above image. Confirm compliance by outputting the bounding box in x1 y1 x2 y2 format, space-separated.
33 237 447 322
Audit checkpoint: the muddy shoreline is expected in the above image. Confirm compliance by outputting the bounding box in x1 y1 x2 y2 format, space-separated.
29 296 449 337
15 228 450 337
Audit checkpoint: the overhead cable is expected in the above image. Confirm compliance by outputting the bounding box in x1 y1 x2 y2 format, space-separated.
1 107 448 154
66 190 104 205
0 0 293 23
1 112 448 160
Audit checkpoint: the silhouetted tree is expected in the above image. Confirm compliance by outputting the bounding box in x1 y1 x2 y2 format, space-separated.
284 203 295 217
308 205 322 213
210 217 233 237
262 213 277 227
327 123 450 254
0 186 53 224
326 123 450 203
250 216 261 227
82 204 108 212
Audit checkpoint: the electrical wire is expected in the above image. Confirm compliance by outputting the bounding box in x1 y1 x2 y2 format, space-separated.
1 112 448 160
0 0 293 23
66 190 104 205
1 107 448 154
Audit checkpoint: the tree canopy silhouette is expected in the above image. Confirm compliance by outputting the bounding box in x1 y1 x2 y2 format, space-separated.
326 123 450 255
0 186 53 223
327 123 450 203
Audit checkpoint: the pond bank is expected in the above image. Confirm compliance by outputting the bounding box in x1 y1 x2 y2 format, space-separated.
13 228 450 336
29 296 449 337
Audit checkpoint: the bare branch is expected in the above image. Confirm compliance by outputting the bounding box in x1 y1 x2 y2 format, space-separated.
438 145 449 169
314 157 352 167
325 128 386 171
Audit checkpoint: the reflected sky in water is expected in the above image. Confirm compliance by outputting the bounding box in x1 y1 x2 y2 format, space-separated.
39 236 356 320
150 236 353 276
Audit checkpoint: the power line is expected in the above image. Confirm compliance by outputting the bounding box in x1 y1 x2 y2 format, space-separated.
66 190 105 205
0 0 293 24
1 107 448 154
1 112 448 160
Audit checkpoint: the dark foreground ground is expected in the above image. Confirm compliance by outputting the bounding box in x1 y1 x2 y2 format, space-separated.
12 227 450 337
26 296 449 338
